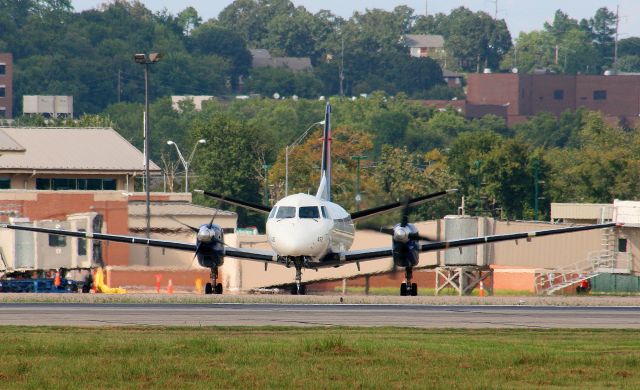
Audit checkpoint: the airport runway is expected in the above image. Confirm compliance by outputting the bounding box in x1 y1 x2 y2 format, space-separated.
1 303 640 328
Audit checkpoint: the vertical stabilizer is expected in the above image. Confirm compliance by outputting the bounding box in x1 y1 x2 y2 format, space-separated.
317 103 332 201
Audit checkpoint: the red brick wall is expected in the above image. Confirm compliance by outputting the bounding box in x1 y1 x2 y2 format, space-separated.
575 75 640 116
467 73 521 116
0 53 12 119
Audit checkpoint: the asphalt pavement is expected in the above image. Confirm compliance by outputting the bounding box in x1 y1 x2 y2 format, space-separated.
1 303 640 328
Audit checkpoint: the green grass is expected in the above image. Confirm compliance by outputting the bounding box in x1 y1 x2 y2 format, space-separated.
1 327 639 389
336 286 536 296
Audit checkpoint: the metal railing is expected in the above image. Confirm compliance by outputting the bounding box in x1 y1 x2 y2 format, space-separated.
534 250 632 295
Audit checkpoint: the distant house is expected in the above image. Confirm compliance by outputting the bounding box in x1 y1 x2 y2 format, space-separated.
401 34 445 60
442 69 464 88
249 49 312 72
171 96 214 112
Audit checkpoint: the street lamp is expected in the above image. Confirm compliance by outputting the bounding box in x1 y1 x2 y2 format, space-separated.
167 139 206 192
351 155 367 212
134 52 161 267
285 120 325 197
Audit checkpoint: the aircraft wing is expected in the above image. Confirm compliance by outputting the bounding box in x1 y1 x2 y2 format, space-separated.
350 189 458 222
0 223 280 263
318 222 618 267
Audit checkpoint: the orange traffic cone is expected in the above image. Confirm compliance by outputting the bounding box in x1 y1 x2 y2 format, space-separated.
53 270 61 288
154 274 162 294
167 279 174 295
479 281 485 297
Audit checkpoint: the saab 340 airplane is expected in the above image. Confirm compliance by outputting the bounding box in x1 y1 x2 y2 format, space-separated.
0 103 616 295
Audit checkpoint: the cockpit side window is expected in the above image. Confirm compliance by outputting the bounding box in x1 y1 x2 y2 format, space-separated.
275 206 295 219
321 206 329 219
299 206 320 219
268 207 278 219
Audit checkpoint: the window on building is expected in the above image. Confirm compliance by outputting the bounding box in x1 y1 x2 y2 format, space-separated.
0 86 5 97
593 90 607 100
618 238 628 253
36 178 51 190
0 108 5 118
48 234 66 247
553 90 564 100
78 229 87 256
36 178 117 191
0 177 10 189
0 64 5 75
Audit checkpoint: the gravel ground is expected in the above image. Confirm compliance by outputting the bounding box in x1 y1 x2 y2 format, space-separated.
0 293 639 306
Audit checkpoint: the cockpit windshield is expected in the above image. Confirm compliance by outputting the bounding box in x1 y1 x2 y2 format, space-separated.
275 206 295 219
299 206 320 219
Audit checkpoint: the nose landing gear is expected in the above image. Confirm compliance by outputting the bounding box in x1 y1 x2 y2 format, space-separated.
289 257 307 295
205 267 223 294
400 267 418 296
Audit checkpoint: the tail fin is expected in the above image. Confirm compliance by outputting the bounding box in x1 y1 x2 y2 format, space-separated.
316 103 332 201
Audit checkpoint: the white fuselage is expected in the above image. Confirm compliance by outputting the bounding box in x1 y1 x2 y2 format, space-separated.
265 193 355 261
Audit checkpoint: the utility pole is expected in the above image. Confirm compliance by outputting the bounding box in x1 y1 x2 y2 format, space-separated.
614 4 620 70
351 155 367 212
339 34 345 100
533 158 540 221
475 159 482 214
263 164 271 205
117 69 122 103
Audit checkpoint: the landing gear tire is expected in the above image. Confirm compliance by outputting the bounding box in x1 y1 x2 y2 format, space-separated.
411 283 418 296
400 283 408 296
291 284 307 295
205 282 213 295
215 283 223 294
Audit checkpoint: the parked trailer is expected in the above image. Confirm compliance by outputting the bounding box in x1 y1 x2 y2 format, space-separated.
0 278 80 293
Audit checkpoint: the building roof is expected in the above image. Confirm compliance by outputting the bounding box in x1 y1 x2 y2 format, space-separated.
128 201 236 218
250 49 313 71
0 130 25 153
0 127 160 172
249 49 272 59
402 34 445 49
442 69 463 78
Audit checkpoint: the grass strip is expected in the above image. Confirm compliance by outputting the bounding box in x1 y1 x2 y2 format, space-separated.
0 327 639 389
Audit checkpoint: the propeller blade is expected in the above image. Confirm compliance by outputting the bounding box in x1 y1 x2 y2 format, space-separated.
168 216 199 233
408 232 436 241
400 199 410 227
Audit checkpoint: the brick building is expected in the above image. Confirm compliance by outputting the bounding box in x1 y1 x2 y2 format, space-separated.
467 73 640 126
0 53 12 119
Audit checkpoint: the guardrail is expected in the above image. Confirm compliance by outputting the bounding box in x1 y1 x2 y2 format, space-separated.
534 250 632 295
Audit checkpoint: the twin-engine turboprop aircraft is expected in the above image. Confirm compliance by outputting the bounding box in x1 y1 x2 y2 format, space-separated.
0 103 616 295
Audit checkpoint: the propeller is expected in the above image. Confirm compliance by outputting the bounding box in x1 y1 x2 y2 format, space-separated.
365 199 436 242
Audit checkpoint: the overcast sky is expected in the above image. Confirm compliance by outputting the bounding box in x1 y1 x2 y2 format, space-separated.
72 0 640 38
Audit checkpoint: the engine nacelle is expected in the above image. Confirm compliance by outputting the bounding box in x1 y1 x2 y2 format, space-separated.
391 223 420 268
196 224 225 268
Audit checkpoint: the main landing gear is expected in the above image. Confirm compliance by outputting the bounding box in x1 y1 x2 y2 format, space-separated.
205 267 223 295
400 267 418 296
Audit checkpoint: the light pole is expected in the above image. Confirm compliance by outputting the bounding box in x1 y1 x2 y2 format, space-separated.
351 155 367 212
285 120 325 197
134 52 161 266
167 139 206 192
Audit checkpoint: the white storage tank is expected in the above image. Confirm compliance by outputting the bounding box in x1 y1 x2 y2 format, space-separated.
444 215 479 266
